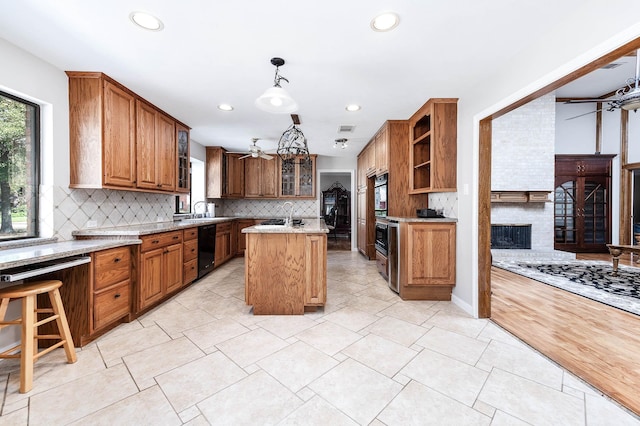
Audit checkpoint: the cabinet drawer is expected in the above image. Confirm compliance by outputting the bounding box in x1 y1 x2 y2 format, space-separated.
141 231 183 251
94 280 130 330
94 247 131 291
216 221 232 233
183 258 198 285
183 227 198 241
183 239 198 262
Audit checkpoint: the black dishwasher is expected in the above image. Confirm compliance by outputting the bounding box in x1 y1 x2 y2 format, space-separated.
198 224 216 278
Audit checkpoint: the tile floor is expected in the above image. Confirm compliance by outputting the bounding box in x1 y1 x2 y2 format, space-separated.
1 251 639 425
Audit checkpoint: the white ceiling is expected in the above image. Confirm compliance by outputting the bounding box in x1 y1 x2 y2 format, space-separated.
1 0 633 156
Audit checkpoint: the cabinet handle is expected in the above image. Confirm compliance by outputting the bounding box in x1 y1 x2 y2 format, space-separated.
173 236 179 240
113 257 121 263
114 293 121 299
191 248 196 253
152 240 160 244
164 249 168 254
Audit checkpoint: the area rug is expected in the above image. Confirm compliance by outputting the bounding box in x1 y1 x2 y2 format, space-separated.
493 260 640 316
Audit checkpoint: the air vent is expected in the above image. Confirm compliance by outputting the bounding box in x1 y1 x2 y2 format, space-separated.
338 125 355 133
601 62 623 70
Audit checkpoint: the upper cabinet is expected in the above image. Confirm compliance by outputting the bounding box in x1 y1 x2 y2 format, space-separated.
176 124 190 194
136 100 176 192
374 125 388 176
279 155 317 198
409 98 457 193
245 157 278 198
67 71 189 194
206 147 244 199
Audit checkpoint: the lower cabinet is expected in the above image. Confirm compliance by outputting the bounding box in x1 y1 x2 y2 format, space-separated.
236 219 257 256
92 246 132 331
399 221 456 300
138 230 183 311
183 227 198 285
215 221 235 267
375 250 388 280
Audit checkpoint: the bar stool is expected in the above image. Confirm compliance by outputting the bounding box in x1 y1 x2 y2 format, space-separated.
0 279 77 393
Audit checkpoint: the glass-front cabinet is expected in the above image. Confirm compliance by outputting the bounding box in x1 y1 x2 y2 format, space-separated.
279 155 316 198
176 123 190 193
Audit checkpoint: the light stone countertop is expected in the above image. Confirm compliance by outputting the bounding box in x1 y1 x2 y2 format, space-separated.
242 218 329 234
385 216 458 223
72 217 238 237
0 239 141 270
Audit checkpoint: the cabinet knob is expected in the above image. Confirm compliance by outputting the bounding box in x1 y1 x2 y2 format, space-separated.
114 293 121 299
113 257 121 263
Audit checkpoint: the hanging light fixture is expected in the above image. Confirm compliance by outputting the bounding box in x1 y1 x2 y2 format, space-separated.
333 138 348 149
277 123 309 161
255 57 298 113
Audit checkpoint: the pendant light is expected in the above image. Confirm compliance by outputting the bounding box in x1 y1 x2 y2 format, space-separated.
255 57 298 113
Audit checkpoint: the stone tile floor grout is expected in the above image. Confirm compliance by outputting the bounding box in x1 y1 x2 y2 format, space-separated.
0 251 638 425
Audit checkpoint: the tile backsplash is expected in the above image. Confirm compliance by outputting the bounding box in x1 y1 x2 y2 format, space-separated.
45 185 175 241
44 184 321 241
217 199 320 218
428 192 458 218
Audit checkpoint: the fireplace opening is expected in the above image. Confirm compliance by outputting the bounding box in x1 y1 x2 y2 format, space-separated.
491 224 532 249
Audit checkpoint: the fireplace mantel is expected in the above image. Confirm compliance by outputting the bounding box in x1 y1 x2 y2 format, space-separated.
490 191 551 203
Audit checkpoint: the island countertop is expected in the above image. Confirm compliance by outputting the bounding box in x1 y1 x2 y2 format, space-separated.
242 218 329 234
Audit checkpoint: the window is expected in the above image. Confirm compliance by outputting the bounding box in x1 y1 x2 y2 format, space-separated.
0 91 39 240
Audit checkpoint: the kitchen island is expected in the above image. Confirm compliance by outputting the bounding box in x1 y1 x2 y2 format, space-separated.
242 219 328 315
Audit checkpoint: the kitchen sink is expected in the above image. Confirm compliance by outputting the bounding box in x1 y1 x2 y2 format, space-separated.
178 218 217 225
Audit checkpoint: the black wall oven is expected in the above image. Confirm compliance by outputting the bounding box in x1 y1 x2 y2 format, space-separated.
374 174 388 217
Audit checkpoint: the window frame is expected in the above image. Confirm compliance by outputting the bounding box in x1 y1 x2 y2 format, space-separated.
0 90 40 241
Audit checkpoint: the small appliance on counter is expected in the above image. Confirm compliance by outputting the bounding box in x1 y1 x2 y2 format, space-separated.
416 208 444 218
207 203 216 217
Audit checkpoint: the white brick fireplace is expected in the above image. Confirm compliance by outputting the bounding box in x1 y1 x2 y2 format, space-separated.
491 93 555 253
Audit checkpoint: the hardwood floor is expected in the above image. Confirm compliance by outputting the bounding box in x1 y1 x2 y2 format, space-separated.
491 253 640 416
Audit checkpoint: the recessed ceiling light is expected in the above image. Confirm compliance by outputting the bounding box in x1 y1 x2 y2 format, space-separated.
345 104 361 112
129 11 164 31
218 104 234 111
371 12 399 32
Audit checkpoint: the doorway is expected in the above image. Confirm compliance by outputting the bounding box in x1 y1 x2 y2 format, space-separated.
318 170 355 251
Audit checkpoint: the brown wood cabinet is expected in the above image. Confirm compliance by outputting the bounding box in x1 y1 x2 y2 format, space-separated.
245 157 278 198
67 71 188 194
92 246 132 331
375 125 388 176
245 232 327 314
176 124 191 193
409 98 458 193
399 221 456 300
554 154 613 253
34 245 135 347
279 155 317 198
214 221 235 267
375 250 388 280
138 231 183 311
183 227 198 285
206 147 245 198
136 100 176 191
236 219 257 255
356 187 375 259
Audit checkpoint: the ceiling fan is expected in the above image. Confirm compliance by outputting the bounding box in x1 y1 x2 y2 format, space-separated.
564 49 640 120
228 138 273 160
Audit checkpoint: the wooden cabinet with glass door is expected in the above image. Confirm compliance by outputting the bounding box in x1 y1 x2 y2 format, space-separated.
279 155 317 198
176 123 190 193
554 154 613 253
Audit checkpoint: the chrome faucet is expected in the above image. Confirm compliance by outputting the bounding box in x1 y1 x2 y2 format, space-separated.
281 201 294 226
192 201 207 218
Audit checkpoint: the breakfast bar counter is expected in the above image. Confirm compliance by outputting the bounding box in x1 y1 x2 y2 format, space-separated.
242 219 328 315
